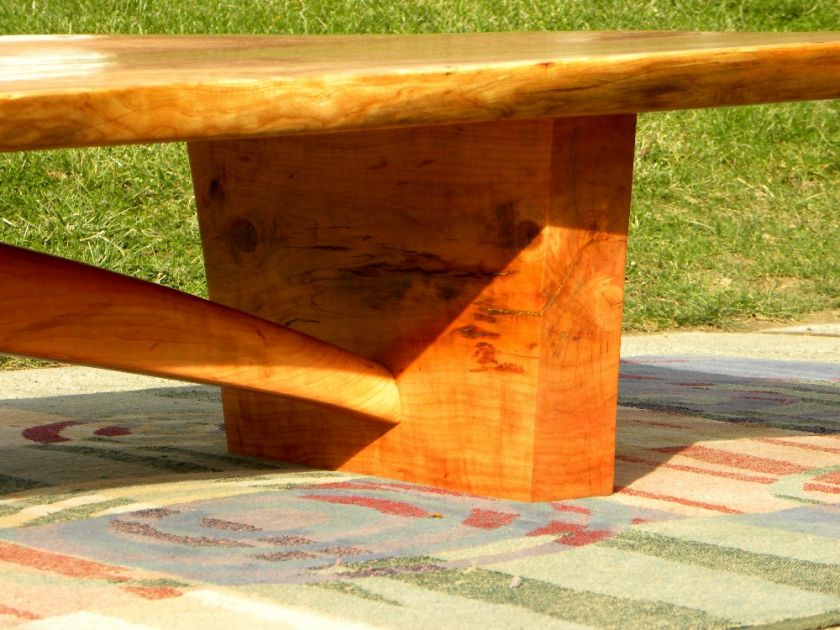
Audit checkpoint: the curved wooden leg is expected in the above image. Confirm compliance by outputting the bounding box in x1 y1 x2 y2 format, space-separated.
0 244 399 423
190 114 635 501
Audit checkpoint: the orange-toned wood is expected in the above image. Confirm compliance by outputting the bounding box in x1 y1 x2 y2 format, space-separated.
189 115 635 501
531 116 636 500
0 32 837 151
0 244 400 423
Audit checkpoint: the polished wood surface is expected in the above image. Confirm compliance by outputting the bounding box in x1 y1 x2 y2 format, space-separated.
190 114 634 500
0 244 400 423
0 31 838 150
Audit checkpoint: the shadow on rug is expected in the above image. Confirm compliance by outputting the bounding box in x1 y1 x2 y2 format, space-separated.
0 357 837 629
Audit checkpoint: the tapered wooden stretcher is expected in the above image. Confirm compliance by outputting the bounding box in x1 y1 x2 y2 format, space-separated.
1 32 838 501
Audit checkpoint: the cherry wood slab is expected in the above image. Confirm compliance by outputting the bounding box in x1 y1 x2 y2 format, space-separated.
190 114 635 500
0 31 837 150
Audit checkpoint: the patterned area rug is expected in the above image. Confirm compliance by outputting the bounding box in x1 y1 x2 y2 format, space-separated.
0 357 837 629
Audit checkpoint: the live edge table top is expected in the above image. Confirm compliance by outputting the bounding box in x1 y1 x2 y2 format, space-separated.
0 31 838 152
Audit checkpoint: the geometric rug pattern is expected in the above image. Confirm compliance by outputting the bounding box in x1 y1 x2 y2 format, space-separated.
0 357 837 628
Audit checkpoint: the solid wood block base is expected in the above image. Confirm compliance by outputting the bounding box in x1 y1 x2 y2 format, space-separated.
189 115 636 501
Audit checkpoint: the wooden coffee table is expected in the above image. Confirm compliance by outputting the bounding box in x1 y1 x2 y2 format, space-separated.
1 32 838 500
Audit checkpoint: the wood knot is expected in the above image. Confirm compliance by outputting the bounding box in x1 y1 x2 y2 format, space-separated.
207 177 225 201
230 217 258 253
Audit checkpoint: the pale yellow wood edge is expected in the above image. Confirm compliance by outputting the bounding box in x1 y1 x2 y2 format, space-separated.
0 244 401 424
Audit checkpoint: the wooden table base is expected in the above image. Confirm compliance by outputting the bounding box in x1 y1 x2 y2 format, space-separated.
2 32 837 502
189 114 636 501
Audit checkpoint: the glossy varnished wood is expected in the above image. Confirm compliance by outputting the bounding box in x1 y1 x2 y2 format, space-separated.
190 115 635 500
0 244 400 423
0 31 838 150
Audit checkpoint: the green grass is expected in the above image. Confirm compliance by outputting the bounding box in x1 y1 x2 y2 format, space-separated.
627 102 838 330
0 0 837 355
1 0 837 33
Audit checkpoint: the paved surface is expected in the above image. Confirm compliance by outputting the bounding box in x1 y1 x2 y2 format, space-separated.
0 364 192 400
621 322 840 363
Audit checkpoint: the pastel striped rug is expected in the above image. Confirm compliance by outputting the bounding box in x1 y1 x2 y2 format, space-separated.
0 356 837 629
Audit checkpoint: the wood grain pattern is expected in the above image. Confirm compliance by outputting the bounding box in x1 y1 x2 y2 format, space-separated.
190 115 635 501
531 115 636 500
0 244 400 423
0 31 837 150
